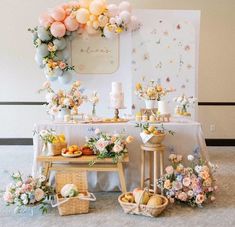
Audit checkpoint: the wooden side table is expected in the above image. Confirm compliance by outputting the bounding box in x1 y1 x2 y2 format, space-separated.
140 144 165 194
37 154 129 193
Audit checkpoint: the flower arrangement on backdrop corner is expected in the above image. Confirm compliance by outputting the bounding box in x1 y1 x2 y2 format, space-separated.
173 94 197 116
3 172 54 214
85 128 134 165
29 0 140 83
38 81 86 117
157 153 217 207
135 79 174 101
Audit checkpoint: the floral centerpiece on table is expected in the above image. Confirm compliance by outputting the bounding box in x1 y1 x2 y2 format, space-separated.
85 128 134 164
135 79 174 109
3 172 54 214
157 154 217 207
173 94 197 116
39 81 86 117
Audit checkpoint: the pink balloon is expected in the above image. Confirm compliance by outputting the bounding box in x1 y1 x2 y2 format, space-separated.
38 12 54 28
68 1 80 8
59 3 70 10
51 7 66 21
50 22 66 38
64 16 79 31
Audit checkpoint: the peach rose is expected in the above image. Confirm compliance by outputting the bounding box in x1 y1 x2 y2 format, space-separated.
164 180 172 190
196 194 205 204
178 192 187 201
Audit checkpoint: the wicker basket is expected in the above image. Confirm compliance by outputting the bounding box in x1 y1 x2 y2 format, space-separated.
53 172 96 216
118 190 168 217
47 142 67 156
146 133 166 146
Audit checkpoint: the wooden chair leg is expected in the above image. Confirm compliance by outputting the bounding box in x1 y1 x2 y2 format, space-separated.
140 149 145 189
43 162 51 180
117 162 127 193
153 151 158 194
160 150 164 177
149 152 152 189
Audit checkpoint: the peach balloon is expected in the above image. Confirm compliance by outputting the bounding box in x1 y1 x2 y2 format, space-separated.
51 7 66 21
64 16 79 31
59 3 70 10
68 1 80 8
86 24 98 35
50 21 66 38
89 0 105 16
38 12 54 28
76 8 90 24
79 0 92 9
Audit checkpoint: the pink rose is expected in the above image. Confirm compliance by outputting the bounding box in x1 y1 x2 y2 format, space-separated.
182 177 191 187
3 191 14 203
59 62 66 70
173 181 182 191
113 144 124 153
165 166 174 175
35 188 45 202
95 138 109 152
178 192 187 201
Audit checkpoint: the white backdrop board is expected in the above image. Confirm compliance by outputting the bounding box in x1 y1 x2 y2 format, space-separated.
131 10 200 119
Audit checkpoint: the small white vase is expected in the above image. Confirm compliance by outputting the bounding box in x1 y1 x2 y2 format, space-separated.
57 108 70 120
157 101 169 114
145 100 156 109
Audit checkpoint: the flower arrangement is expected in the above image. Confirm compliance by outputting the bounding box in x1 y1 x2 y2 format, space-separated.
136 123 175 136
39 81 86 116
37 129 66 144
3 172 54 214
85 128 134 164
173 94 197 116
157 154 217 207
29 0 139 82
88 91 99 116
135 80 174 101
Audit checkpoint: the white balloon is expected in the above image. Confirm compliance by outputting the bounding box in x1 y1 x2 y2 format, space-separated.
119 1 131 12
107 4 118 17
109 17 116 25
103 26 115 39
115 16 122 26
119 10 131 24
76 8 90 24
89 0 104 16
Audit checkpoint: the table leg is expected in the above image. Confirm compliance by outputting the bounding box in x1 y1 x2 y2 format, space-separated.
43 162 51 180
117 162 127 193
149 152 152 189
160 150 164 194
153 151 158 194
140 149 145 189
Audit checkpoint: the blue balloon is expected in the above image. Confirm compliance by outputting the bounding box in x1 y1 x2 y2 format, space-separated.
45 74 58 81
62 48 70 61
53 68 63 77
36 43 49 58
58 71 72 84
37 26 51 41
34 53 44 68
53 38 67 50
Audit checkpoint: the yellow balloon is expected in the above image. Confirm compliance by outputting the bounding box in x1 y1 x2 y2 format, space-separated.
89 1 105 16
76 8 90 24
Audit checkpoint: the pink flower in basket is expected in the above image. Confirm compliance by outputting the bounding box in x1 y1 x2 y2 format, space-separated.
178 192 188 201
35 188 45 201
113 144 124 153
182 177 191 187
165 166 174 175
195 194 205 204
173 181 183 191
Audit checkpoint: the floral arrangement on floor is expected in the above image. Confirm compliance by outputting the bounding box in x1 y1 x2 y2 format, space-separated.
3 172 54 214
157 154 217 207
29 0 139 82
85 128 134 164
39 81 86 116
173 94 197 116
135 79 174 101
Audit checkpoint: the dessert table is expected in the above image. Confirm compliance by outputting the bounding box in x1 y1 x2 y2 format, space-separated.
32 120 208 192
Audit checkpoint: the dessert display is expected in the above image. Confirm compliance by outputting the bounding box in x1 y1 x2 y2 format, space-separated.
62 145 82 158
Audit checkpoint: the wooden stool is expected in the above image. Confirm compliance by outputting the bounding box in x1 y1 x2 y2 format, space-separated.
140 144 165 194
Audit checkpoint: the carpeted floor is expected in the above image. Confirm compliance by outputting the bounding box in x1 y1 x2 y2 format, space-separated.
0 146 234 227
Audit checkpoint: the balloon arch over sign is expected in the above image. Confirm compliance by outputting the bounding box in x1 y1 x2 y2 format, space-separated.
29 0 139 84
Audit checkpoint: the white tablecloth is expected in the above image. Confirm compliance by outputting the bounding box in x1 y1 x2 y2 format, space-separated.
32 120 208 191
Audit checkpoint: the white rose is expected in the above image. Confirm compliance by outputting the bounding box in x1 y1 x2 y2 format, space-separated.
61 184 78 198
94 128 100 135
195 165 202 173
23 199 28 205
20 193 28 200
113 144 124 153
187 155 194 161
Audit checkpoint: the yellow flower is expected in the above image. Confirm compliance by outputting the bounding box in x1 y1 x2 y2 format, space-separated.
115 27 123 33
156 85 163 92
135 83 142 91
52 138 60 144
164 180 172 190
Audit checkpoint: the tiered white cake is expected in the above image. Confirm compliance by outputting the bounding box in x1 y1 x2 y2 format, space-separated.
110 82 124 109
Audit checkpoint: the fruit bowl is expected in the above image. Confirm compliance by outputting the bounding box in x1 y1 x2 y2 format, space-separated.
146 133 166 146
62 151 82 158
61 145 82 158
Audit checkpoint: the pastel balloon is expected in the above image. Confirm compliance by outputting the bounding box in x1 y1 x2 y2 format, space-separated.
36 43 49 57
130 15 140 30
79 0 92 8
86 24 98 35
59 3 69 10
53 38 67 50
68 1 80 8
119 1 131 12
89 0 105 15
45 74 58 81
107 4 118 17
119 10 131 24
115 16 122 26
76 8 90 24
50 22 66 38
64 16 79 31
37 26 51 41
34 53 44 68
38 12 54 28
51 7 66 21
53 67 63 77
62 48 71 60
58 71 72 84
103 26 115 39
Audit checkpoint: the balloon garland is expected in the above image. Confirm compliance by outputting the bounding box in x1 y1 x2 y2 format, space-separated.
29 0 139 84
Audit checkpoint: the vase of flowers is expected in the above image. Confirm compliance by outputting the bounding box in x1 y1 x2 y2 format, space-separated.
157 154 217 207
38 81 87 119
3 172 54 214
135 79 174 110
88 91 99 117
85 128 134 165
